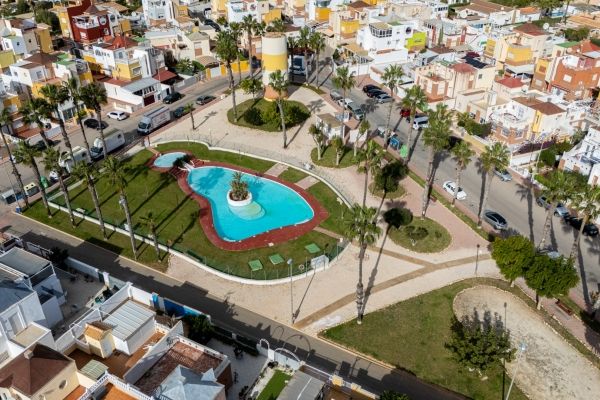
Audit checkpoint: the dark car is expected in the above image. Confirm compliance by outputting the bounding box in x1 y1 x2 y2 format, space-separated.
32 139 55 151
362 84 380 93
483 210 508 230
196 95 216 105
83 118 108 130
565 216 599 236
163 92 183 104
366 89 386 98
465 51 480 59
173 106 188 118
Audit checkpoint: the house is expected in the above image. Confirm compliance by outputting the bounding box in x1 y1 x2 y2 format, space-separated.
142 0 192 28
52 0 93 41
155 365 226 400
560 125 600 186
0 18 53 57
278 370 325 400
225 0 281 24
70 4 115 44
454 0 517 27
516 6 541 23
144 28 211 63
316 113 344 139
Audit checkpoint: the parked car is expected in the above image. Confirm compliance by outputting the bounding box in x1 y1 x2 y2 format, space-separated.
362 84 380 93
196 95 216 105
483 210 508 230
400 108 411 118
494 168 512 182
107 111 128 121
536 196 570 217
375 93 393 103
32 139 54 151
341 98 354 108
564 216 599 236
443 181 467 200
173 106 189 118
330 90 343 103
366 89 386 98
348 102 365 120
412 114 428 130
163 92 183 104
83 118 108 130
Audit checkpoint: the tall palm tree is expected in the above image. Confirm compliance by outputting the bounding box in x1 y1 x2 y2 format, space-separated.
269 70 289 148
450 141 474 206
80 82 108 152
537 170 576 249
355 119 370 157
357 140 382 207
332 66 355 118
421 104 451 217
40 83 75 160
13 141 50 217
309 31 326 87
240 76 263 100
267 18 285 33
241 15 259 77
21 98 52 148
400 85 428 163
331 136 344 166
229 22 244 84
42 148 75 226
569 185 600 259
478 142 510 226
308 123 325 160
103 156 137 259
298 27 311 83
71 161 107 238
344 204 381 324
184 103 196 130
215 30 239 120
63 77 92 154
0 109 28 208
381 65 403 148
140 211 160 258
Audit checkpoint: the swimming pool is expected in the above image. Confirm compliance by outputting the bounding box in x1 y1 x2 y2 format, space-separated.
153 152 187 168
187 166 314 241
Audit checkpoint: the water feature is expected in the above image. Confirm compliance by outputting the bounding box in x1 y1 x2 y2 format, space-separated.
153 152 187 168
187 166 314 241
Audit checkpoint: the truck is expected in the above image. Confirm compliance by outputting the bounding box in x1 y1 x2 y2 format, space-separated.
59 146 91 173
90 129 126 160
137 106 171 135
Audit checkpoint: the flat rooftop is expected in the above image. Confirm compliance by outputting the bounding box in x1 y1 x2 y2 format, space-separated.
11 323 48 348
0 247 51 276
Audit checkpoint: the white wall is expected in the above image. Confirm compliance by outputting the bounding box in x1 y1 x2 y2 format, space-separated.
65 257 100 280
122 316 155 355
41 296 63 328
129 286 153 307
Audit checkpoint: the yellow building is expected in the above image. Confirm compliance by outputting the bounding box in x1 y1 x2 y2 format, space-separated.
0 50 15 68
340 19 360 37
316 7 330 22
406 31 427 51
263 8 282 24
35 24 53 53
114 60 142 81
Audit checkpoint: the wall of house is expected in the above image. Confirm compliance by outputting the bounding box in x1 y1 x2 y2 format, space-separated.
104 83 143 108
41 296 63 328
1 292 47 334
120 316 154 356
33 362 79 400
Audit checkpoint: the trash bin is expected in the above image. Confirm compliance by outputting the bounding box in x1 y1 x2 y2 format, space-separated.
15 206 21 214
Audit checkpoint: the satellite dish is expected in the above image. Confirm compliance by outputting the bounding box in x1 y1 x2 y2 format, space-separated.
543 23 550 30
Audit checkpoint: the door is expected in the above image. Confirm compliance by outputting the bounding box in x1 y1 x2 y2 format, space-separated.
143 95 155 106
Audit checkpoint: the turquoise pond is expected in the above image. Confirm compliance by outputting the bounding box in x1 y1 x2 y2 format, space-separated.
153 152 187 168
187 166 314 241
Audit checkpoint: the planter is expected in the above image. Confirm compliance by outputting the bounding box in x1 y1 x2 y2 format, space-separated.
227 190 252 207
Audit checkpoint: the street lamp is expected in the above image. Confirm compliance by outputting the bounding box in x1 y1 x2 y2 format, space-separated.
505 342 527 400
287 258 294 324
475 244 480 277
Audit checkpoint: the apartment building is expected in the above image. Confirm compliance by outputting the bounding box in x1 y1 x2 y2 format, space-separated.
0 18 53 57
455 0 517 27
142 0 191 27
560 125 600 186
144 28 211 63
225 0 281 24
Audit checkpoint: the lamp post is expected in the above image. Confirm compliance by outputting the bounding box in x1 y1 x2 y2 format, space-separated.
475 244 480 277
505 342 527 400
287 258 294 324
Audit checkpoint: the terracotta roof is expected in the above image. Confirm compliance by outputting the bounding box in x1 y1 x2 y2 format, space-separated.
0 344 72 396
430 46 454 54
104 77 129 87
452 62 476 73
104 34 138 50
518 6 539 14
348 0 370 9
514 22 547 36
153 69 177 82
497 76 525 88
98 1 130 13
84 4 101 14
457 0 515 15
529 101 565 115
23 52 59 65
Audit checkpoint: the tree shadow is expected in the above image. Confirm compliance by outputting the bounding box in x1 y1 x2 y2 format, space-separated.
474 158 487 221
408 128 423 162
198 111 218 128
514 181 536 242
287 99 322 147
129 172 173 217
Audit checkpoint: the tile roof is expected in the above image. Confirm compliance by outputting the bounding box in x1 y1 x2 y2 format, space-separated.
103 34 139 50
452 62 476 73
514 22 547 36
497 76 525 88
153 70 178 82
348 0 370 9
518 6 540 14
23 52 59 65
529 101 565 115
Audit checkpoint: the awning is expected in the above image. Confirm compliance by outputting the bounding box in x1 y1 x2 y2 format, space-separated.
505 63 534 74
197 55 219 67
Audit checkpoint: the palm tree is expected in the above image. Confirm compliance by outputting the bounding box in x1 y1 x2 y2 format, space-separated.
80 82 108 152
0 109 28 208
450 141 474 206
569 185 600 259
421 104 451 217
42 148 75 226
287 36 297 80
71 161 107 238
331 136 344 166
215 30 239 120
298 27 311 83
478 142 510 226
308 124 325 160
241 15 260 77
332 66 355 118
240 77 263 100
269 70 289 149
400 85 428 163
344 204 381 324
40 83 75 160
229 22 243 84
309 31 326 87
357 140 382 206
184 103 196 130
175 58 194 75
381 65 403 148
103 156 137 259
537 170 576 249
21 98 52 148
140 211 160 258
355 119 370 157
13 141 50 217
267 18 285 33
63 77 92 154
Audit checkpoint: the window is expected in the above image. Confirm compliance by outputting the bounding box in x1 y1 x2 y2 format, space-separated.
478 74 482 79
59 380 67 390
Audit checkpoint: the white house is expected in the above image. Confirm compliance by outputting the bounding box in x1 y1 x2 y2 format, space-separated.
560 125 600 185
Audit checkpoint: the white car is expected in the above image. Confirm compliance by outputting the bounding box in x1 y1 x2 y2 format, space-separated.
107 111 128 121
338 98 353 108
443 181 467 200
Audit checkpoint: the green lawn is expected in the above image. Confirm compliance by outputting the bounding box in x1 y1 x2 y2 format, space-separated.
25 142 347 279
307 182 348 236
278 167 308 183
368 181 406 200
387 217 451 253
311 146 360 168
227 98 309 132
322 280 528 400
257 370 291 400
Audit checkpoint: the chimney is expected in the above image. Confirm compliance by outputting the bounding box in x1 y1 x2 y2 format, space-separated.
24 350 33 359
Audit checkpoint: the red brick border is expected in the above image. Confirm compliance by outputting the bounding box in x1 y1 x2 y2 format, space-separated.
147 152 329 251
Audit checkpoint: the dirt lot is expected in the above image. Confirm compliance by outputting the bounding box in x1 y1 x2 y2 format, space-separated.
454 286 600 400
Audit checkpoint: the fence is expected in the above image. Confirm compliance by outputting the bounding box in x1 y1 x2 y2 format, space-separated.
78 373 154 400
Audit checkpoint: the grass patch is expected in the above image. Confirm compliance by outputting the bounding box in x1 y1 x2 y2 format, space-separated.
387 217 451 253
307 182 349 236
368 181 406 200
227 98 309 132
257 370 291 400
311 146 359 169
278 167 309 183
290 82 326 95
26 143 346 279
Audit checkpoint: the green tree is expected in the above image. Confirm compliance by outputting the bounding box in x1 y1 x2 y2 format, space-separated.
308 123 326 160
569 185 600 259
21 98 52 148
381 65 403 148
184 314 213 344
0 109 28 208
229 171 249 201
16 0 30 14
331 66 355 118
331 136 344 166
71 161 107 238
344 204 381 324
80 82 108 152
215 30 240 120
13 141 50 216
538 170 576 249
380 391 410 400
536 0 563 16
355 118 370 156
63 77 92 154
478 142 510 226
525 254 579 308
309 31 326 87
241 15 260 77
298 26 311 82
564 27 589 41
400 85 428 163
103 156 137 259
239 77 263 100
539 147 557 167
450 141 474 206
42 148 75 226
268 70 289 148
175 58 194 75
357 140 382 206
421 104 451 218
140 211 160 259
491 235 535 285
267 18 285 33
375 161 408 195
40 83 75 160
383 207 412 230
229 22 244 83
35 9 59 32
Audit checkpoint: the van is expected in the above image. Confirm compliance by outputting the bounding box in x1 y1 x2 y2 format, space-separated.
413 114 429 130
59 146 91 173
1 188 22 205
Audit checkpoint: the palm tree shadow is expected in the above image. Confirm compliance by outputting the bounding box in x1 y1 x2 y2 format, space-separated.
129 172 173 217
293 267 318 321
577 244 591 305
408 127 423 161
474 158 488 219
514 180 536 242
198 111 218 127
287 99 323 147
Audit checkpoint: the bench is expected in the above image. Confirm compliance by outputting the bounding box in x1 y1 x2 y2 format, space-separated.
555 300 574 316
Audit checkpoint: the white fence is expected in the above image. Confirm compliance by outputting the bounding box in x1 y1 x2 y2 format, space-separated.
65 257 100 280
79 373 153 400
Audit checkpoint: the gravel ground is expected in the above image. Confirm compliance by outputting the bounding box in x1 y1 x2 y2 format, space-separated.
453 286 600 400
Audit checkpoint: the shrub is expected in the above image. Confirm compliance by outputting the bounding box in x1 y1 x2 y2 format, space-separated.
184 314 213 344
243 107 263 126
375 161 408 193
539 147 557 167
262 103 280 126
405 226 428 242
384 208 412 228
464 120 491 137
283 102 310 126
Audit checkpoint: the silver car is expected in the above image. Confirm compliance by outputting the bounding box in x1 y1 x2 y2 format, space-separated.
494 168 512 182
